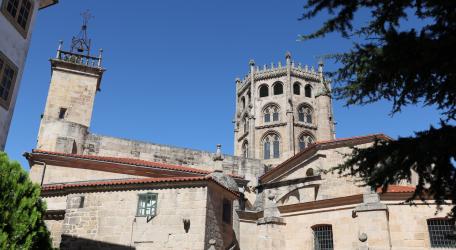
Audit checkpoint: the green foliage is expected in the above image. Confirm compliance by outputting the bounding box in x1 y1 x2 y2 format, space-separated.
300 1 456 214
0 152 53 249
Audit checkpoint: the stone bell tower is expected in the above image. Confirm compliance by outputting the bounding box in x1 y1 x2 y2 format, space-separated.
36 12 104 154
233 52 335 165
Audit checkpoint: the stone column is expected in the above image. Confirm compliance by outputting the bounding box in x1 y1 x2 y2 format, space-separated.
256 190 286 249
249 59 256 159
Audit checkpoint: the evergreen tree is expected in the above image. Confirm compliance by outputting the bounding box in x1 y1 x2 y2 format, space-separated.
0 152 53 249
300 1 456 214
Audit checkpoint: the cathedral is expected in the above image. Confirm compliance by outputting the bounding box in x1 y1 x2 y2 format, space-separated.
26 25 455 250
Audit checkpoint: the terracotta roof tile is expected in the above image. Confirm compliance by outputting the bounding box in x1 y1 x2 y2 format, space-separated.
31 150 243 179
41 176 240 197
377 185 415 193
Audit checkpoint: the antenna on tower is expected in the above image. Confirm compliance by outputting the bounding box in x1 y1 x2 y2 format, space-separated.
70 10 93 56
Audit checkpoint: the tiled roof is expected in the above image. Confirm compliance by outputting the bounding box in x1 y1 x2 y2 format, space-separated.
260 133 391 182
377 185 416 193
41 176 240 197
28 150 250 179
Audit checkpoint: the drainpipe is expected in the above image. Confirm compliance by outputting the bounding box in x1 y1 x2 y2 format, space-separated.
23 152 47 186
35 161 47 186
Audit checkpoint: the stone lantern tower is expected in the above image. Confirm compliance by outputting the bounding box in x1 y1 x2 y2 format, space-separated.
233 52 335 165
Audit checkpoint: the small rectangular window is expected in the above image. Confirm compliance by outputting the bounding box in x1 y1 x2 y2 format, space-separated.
136 193 157 217
1 0 34 38
222 199 232 224
427 218 456 248
58 108 67 119
0 51 18 110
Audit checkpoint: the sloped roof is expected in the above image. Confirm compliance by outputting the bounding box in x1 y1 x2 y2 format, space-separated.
260 134 391 183
41 176 240 197
27 150 243 180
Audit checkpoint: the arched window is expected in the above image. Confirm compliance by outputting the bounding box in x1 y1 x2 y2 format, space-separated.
259 85 269 97
243 116 249 133
293 82 301 95
298 105 313 124
242 141 249 158
273 82 283 95
263 104 280 123
312 224 334 250
305 84 312 97
298 133 315 151
241 96 245 109
263 133 280 159
247 91 251 104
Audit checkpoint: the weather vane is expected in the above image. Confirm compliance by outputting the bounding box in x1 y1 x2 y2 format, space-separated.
70 10 93 56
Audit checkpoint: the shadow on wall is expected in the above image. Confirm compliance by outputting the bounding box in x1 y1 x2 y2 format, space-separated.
60 234 135 250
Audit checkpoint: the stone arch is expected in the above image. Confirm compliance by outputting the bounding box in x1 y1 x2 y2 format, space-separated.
293 81 301 95
272 81 283 95
242 140 249 158
259 84 269 97
305 84 312 97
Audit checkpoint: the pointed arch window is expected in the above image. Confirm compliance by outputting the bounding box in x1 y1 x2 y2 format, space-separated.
241 96 245 110
243 116 249 133
293 82 301 95
305 84 312 97
273 82 283 95
298 133 315 151
298 105 313 124
242 141 249 158
263 133 280 159
259 85 269 97
263 104 280 123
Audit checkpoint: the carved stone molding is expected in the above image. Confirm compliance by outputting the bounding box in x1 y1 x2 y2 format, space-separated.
255 122 287 130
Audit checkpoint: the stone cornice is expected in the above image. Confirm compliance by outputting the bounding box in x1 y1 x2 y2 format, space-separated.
255 122 287 130
294 122 317 130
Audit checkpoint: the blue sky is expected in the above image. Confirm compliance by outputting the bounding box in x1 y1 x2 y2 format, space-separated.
5 0 442 169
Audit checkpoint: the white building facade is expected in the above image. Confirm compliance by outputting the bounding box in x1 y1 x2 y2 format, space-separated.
0 0 57 150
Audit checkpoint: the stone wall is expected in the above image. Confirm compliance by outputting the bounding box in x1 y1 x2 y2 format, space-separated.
47 186 210 249
84 133 264 181
204 182 237 249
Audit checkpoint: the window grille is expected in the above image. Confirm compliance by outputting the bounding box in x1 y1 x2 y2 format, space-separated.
313 225 334 250
136 193 157 217
427 218 456 248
